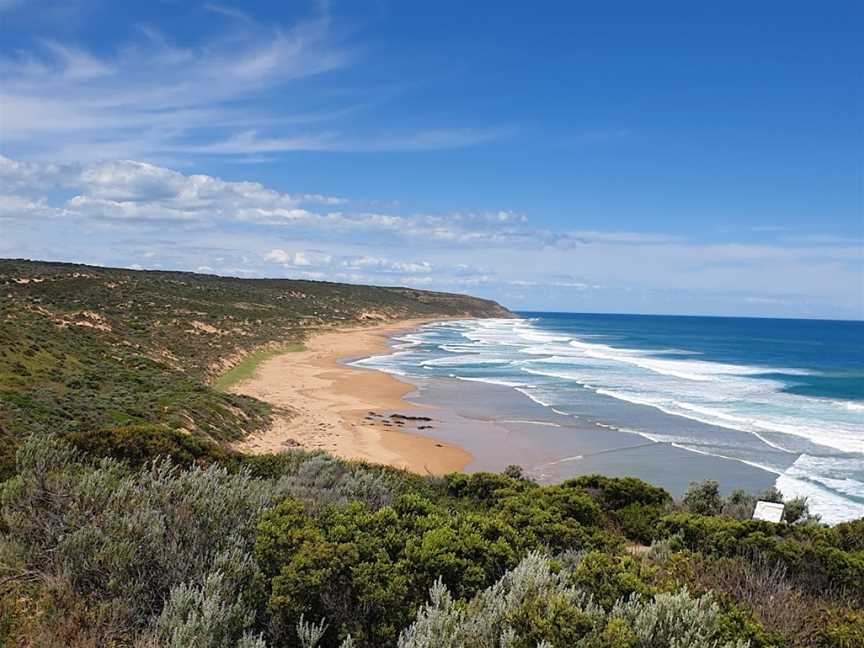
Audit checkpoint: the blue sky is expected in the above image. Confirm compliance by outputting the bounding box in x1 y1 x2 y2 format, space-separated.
1 0 862 318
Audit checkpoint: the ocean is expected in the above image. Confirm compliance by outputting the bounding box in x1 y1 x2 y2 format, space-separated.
352 312 864 524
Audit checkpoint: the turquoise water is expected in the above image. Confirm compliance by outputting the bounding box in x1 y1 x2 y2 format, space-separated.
354 313 864 523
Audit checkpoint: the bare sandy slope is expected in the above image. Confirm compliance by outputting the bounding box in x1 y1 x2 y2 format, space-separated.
230 319 473 475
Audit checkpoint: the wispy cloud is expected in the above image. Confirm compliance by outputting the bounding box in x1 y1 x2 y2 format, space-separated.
203 3 255 23
175 127 509 155
0 5 506 161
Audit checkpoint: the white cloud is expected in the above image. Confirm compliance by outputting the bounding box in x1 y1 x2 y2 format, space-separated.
1 153 860 318
171 128 505 155
342 256 433 274
264 248 334 267
0 7 506 161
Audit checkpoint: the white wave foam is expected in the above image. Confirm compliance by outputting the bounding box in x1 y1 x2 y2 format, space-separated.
519 365 863 455
500 419 562 427
836 401 864 412
566 338 810 382
776 472 864 524
438 344 485 353
514 387 554 407
420 355 510 367
455 376 527 388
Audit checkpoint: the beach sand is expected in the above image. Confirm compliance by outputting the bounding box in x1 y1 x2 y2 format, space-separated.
230 319 473 475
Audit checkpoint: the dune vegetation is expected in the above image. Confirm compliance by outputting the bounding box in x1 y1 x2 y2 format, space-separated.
0 259 509 477
0 260 861 647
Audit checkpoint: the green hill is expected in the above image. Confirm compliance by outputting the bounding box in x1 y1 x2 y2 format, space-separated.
0 259 510 475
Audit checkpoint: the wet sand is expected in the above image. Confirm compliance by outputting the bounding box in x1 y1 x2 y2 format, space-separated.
399 375 777 497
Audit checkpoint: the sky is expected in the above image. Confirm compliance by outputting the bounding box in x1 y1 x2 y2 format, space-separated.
0 0 862 319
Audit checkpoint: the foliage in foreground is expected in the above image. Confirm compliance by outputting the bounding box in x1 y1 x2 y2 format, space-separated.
1 435 862 648
399 553 747 648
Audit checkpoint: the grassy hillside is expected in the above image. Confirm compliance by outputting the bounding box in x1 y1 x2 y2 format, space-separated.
0 259 511 475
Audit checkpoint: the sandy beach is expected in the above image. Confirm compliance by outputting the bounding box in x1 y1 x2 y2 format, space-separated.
230 319 473 474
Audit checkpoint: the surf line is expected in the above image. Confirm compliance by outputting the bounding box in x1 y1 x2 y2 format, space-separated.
535 440 668 469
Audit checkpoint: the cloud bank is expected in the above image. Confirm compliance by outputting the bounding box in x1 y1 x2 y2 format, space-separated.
2 154 861 319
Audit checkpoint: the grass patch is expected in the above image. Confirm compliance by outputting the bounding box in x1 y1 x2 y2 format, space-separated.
214 343 304 392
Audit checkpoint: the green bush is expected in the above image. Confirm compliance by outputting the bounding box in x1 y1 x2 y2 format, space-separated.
255 494 522 647
445 470 528 503
615 502 664 544
564 550 652 610
446 473 611 553
814 607 864 648
568 475 671 510
493 484 609 553
398 553 750 648
682 480 723 516
657 513 864 601
833 518 864 553
66 424 236 468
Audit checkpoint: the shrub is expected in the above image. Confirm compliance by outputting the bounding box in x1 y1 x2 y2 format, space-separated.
145 550 264 648
494 484 608 553
503 464 528 480
665 551 812 645
721 489 757 520
568 475 671 511
814 607 864 648
782 496 817 525
656 513 864 601
242 450 427 511
682 480 722 516
398 553 750 648
834 518 864 552
564 550 652 610
445 471 528 503
758 487 784 504
256 494 522 647
1 435 290 640
66 424 236 468
615 502 664 544
445 472 612 554
397 552 605 648
610 589 749 648
276 453 397 511
648 532 685 562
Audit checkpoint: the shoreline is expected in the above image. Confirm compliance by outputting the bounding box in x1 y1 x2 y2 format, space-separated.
399 375 778 497
230 318 473 475
228 316 780 503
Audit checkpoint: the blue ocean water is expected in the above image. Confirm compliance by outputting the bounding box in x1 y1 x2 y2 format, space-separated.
354 313 864 523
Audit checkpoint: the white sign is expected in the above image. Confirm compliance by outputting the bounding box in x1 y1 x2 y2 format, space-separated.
753 500 784 523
